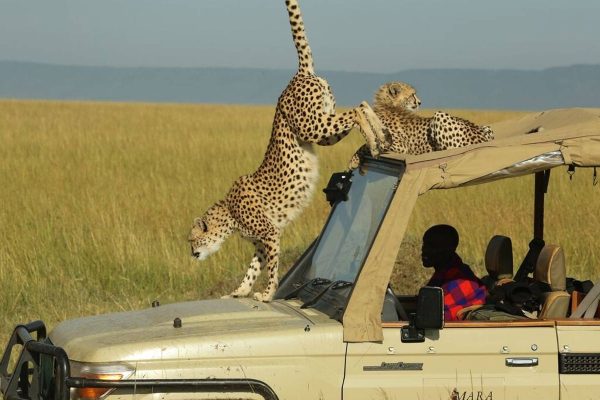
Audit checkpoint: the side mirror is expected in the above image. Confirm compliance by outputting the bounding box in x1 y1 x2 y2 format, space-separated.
416 286 444 329
401 286 444 343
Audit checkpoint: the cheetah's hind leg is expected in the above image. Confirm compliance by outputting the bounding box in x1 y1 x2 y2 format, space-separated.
221 240 267 299
482 125 495 141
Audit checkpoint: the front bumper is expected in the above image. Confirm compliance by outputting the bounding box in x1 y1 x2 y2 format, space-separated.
0 321 279 400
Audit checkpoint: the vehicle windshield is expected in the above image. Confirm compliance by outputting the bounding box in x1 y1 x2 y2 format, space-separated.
306 163 401 282
276 158 404 309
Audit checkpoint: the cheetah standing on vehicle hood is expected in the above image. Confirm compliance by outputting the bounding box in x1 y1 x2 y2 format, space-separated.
349 81 494 170
189 0 385 302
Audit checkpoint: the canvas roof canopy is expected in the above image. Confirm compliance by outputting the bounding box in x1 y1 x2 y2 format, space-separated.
343 108 600 342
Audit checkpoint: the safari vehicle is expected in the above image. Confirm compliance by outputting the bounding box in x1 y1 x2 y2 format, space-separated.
2 108 600 400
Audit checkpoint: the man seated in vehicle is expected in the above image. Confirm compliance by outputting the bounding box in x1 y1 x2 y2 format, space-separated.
422 224 487 320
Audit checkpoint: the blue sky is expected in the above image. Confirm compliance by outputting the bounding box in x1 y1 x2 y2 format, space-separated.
2 0 600 73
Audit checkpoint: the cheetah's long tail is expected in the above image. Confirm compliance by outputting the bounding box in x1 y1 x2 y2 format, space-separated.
285 0 315 75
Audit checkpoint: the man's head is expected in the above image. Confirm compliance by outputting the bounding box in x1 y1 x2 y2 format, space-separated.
421 224 459 269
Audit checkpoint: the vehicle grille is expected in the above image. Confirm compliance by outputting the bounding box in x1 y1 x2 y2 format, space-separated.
560 353 600 374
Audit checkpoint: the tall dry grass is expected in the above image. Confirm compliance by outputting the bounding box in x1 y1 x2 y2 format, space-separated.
0 100 598 345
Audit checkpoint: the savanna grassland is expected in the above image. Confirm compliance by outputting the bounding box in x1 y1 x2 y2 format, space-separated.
1 99 599 344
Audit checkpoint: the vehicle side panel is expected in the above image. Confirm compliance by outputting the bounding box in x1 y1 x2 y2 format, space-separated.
344 324 559 399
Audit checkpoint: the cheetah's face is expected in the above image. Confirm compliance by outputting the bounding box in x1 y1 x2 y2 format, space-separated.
188 205 231 261
375 81 421 112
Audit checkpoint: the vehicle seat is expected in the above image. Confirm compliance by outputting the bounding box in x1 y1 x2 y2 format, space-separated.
534 245 570 319
382 286 409 322
482 235 514 289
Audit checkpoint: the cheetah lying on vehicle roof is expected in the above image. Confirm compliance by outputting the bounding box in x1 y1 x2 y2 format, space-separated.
189 0 385 302
349 81 494 170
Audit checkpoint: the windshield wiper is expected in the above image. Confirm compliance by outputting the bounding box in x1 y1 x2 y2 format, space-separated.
284 278 332 300
300 280 353 309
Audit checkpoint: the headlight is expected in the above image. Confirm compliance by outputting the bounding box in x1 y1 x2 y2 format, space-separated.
70 361 134 400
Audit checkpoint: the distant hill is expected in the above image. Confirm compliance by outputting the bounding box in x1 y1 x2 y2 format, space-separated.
1 61 599 110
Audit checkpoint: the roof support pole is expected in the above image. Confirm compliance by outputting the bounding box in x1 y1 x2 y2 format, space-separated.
533 170 550 240
514 169 550 281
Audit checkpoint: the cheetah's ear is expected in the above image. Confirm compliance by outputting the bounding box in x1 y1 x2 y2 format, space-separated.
194 217 208 232
388 85 399 97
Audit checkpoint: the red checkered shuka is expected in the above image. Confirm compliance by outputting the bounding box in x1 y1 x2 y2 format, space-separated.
426 254 487 321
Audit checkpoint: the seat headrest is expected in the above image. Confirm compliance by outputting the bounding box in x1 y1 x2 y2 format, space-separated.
485 235 513 279
534 245 566 291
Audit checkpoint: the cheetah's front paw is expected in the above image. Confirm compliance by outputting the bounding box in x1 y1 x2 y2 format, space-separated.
253 291 274 303
360 101 386 151
223 286 251 299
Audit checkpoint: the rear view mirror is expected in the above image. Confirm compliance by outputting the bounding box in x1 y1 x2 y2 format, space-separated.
322 172 353 206
401 286 444 343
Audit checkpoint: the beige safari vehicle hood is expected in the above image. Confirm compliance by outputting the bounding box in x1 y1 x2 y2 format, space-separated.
50 298 339 363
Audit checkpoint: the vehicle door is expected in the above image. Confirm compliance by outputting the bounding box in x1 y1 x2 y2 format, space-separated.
343 320 559 400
